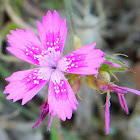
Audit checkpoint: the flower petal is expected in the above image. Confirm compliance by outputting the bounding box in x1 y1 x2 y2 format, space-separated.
48 70 78 121
117 94 129 114
7 28 46 66
105 93 110 135
32 102 49 129
32 101 53 130
109 85 127 94
117 86 140 96
37 10 67 60
47 112 53 131
104 61 121 68
4 68 52 105
58 43 105 75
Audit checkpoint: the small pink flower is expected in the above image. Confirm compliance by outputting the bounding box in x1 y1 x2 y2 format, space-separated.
101 84 140 134
4 11 105 129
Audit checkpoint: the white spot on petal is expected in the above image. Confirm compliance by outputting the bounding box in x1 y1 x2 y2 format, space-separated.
71 64 74 67
55 90 60 94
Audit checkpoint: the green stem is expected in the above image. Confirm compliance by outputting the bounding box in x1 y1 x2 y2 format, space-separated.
64 0 76 35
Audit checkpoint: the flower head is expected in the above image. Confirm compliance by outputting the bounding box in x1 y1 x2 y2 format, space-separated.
4 11 105 129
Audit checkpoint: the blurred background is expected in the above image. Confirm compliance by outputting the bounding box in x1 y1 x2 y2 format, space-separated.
0 0 140 140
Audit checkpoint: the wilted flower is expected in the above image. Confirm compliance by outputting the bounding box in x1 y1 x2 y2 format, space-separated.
32 101 53 130
86 74 140 135
4 11 105 129
101 83 140 134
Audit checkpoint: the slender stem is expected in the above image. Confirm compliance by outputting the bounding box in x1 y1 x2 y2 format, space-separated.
64 0 76 35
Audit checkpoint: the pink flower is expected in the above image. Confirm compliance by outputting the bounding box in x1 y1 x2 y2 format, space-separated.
4 11 105 129
101 84 140 134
